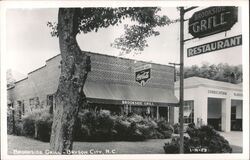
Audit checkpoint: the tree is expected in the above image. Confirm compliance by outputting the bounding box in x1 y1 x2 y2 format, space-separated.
48 7 171 154
181 63 242 84
6 69 16 89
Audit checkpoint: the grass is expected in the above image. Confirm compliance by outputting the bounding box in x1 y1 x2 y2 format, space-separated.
8 135 170 155
8 135 242 155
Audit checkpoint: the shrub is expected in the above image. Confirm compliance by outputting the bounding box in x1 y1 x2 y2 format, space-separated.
92 110 116 141
127 114 144 123
164 125 232 153
22 115 36 137
7 109 14 134
157 120 174 138
163 136 190 153
7 108 24 135
126 122 145 141
15 120 23 136
163 140 179 153
36 112 53 142
137 123 155 139
74 110 175 141
75 111 173 141
173 123 180 134
76 110 116 141
14 106 53 142
113 117 130 140
186 125 232 153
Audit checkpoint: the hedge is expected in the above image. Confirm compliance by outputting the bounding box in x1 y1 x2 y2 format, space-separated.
13 109 175 142
18 108 53 142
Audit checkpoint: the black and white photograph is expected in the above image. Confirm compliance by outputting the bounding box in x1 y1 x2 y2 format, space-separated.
1 1 249 160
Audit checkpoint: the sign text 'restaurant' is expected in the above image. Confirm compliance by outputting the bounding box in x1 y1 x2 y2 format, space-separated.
187 35 242 57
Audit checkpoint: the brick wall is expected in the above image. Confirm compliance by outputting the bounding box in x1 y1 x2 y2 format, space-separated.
8 51 175 113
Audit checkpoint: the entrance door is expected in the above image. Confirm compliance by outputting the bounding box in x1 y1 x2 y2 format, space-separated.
159 107 169 122
207 98 222 131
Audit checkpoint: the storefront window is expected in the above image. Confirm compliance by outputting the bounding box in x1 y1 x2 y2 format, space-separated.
183 100 194 124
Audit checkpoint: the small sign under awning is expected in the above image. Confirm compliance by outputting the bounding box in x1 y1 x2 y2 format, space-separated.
84 82 178 107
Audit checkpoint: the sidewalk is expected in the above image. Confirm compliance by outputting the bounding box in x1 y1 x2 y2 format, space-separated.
218 131 243 153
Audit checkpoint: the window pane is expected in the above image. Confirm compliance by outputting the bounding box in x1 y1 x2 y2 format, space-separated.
183 100 194 124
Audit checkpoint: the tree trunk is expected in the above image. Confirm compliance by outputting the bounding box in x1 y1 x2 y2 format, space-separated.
50 8 90 154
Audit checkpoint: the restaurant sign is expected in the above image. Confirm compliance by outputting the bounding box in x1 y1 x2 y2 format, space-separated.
187 35 242 57
135 64 151 86
122 100 155 106
189 7 238 38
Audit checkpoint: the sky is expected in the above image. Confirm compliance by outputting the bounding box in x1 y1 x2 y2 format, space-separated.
5 7 242 80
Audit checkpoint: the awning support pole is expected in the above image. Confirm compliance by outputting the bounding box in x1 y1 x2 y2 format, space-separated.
156 106 159 120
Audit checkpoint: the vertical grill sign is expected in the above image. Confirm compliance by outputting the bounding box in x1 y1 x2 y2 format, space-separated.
189 7 238 38
134 64 151 86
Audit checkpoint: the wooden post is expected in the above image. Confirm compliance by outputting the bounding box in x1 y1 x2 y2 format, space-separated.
12 109 15 135
156 106 159 120
179 7 184 154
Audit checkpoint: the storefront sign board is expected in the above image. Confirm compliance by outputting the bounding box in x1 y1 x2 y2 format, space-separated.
189 7 238 38
187 35 242 57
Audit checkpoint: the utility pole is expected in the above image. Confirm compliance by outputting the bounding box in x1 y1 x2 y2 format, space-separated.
179 7 185 154
178 6 198 154
168 62 180 82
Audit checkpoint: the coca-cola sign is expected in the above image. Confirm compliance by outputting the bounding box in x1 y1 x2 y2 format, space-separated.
135 64 151 86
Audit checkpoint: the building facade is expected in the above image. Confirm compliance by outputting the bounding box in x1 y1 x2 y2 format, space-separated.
174 77 243 132
7 51 178 122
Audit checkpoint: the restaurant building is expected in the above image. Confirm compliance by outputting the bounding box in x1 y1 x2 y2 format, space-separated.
174 77 243 132
7 51 178 123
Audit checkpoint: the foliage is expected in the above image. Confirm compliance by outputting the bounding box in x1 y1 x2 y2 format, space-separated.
15 108 176 142
76 110 116 141
164 125 232 154
186 125 232 153
22 115 36 137
173 123 180 134
75 110 174 141
7 108 14 134
15 121 23 136
178 63 242 84
36 113 53 142
15 107 53 142
164 136 188 153
6 69 16 89
112 117 131 140
156 120 174 138
48 7 174 55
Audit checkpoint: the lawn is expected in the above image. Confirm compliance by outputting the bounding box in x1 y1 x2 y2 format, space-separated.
8 135 170 155
8 135 242 155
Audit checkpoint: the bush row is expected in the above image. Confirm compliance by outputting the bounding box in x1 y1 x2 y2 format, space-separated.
9 109 175 142
74 110 174 141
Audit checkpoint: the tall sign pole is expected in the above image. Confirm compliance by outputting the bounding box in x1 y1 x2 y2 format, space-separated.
179 7 185 154
178 6 238 154
178 6 198 154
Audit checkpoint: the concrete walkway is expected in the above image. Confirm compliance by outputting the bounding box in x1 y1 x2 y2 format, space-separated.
218 131 242 153
218 131 242 146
